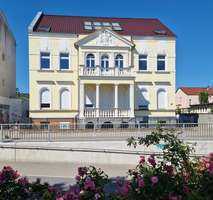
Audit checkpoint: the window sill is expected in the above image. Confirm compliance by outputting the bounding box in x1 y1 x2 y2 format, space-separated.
57 70 73 73
38 69 54 72
135 108 149 111
137 70 152 74
155 71 170 74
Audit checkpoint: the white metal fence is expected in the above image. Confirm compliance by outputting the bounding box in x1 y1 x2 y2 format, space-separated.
0 123 213 142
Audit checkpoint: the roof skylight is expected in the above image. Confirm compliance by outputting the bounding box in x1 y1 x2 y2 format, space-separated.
83 21 122 31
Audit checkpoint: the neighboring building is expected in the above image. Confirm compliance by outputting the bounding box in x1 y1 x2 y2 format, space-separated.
176 87 213 109
28 12 176 126
0 11 16 123
10 92 29 123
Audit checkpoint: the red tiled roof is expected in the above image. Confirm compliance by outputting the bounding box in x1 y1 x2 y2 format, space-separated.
33 14 175 37
180 87 213 95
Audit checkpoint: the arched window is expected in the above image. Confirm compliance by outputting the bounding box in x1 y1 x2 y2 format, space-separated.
157 89 167 109
115 54 124 70
60 88 71 110
101 54 109 71
139 89 149 109
86 54 95 68
40 88 51 109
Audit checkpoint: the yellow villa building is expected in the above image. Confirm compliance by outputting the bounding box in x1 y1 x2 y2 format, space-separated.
28 12 176 126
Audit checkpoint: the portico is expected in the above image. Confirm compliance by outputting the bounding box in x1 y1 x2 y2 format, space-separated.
79 82 135 118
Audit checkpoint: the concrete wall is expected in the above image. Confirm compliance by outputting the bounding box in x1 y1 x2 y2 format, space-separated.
0 12 16 98
0 140 211 165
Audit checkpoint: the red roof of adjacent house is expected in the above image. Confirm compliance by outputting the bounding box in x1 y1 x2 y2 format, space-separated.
33 13 175 37
180 87 213 95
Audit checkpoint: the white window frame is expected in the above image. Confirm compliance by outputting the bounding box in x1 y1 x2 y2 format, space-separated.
60 88 71 110
139 54 148 71
157 54 166 71
115 54 124 69
59 122 70 129
157 88 167 110
40 87 51 110
40 52 51 70
59 52 70 70
85 53 95 68
101 54 109 71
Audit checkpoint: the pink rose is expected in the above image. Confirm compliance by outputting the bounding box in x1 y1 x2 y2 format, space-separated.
139 156 145 164
151 176 158 185
138 178 145 188
148 155 156 167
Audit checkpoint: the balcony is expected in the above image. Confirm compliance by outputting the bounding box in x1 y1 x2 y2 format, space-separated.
79 65 133 77
84 108 131 118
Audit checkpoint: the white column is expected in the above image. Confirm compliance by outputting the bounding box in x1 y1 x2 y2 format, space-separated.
96 84 100 117
114 84 118 117
129 84 135 117
79 83 85 118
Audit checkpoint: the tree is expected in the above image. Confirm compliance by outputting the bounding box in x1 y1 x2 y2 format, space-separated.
199 91 209 104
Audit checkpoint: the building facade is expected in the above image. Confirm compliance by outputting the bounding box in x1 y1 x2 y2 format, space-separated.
29 12 176 126
176 87 213 109
0 11 16 123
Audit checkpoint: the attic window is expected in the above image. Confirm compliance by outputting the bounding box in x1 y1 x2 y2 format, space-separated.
154 29 167 35
38 25 51 32
112 22 123 31
83 21 122 31
102 22 111 27
84 21 92 30
93 22 102 30
93 22 101 26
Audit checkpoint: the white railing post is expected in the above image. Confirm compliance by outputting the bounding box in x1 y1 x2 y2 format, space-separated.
182 123 186 139
114 84 118 117
79 83 85 118
129 84 135 117
0 125 3 142
48 125 51 142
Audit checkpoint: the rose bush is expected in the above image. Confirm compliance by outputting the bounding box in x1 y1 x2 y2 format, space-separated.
0 127 212 199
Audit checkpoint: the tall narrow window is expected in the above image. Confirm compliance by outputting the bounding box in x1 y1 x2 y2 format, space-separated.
139 55 147 71
40 88 51 109
86 54 95 68
40 52 50 69
157 55 166 71
138 89 149 110
60 53 69 70
157 89 167 109
101 54 109 71
60 89 71 110
115 54 123 70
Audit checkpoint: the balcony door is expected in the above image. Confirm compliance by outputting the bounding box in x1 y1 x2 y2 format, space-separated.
101 54 109 73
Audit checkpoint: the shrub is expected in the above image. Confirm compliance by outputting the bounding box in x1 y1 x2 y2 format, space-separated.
0 127 212 199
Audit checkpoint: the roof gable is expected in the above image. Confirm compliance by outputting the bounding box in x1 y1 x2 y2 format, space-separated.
75 28 134 48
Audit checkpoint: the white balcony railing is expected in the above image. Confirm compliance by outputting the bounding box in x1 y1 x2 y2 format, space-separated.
79 66 133 77
84 108 131 118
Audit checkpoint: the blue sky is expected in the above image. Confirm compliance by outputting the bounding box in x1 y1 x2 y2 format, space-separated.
0 0 213 92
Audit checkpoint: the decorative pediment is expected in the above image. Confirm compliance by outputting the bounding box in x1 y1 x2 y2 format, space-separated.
75 28 134 48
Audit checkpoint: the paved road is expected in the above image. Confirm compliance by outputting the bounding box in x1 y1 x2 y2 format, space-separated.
0 161 134 189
